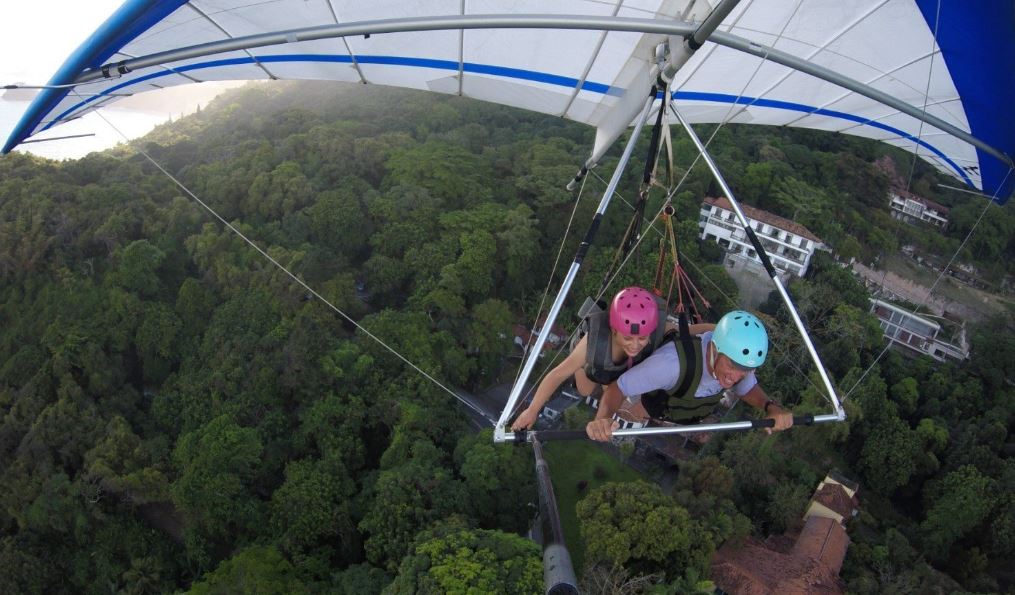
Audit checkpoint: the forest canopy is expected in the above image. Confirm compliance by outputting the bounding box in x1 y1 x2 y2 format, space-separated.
0 81 1012 594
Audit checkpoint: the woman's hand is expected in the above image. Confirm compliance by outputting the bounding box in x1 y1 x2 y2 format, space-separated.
511 407 540 431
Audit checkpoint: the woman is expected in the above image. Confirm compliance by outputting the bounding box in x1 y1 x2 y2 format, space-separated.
511 286 667 431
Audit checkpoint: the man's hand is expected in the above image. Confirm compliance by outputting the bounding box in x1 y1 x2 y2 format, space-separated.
511 408 539 431
586 418 619 442
765 404 794 435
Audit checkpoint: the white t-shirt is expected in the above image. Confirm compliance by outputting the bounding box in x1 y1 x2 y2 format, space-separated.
616 331 758 399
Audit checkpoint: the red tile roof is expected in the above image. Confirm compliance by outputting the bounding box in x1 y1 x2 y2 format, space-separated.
512 322 566 353
710 476 858 594
876 155 949 214
703 196 823 243
811 483 859 519
711 536 844 595
890 188 949 215
793 516 851 575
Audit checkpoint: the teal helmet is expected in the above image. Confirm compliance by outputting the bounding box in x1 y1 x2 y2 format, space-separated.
712 310 768 368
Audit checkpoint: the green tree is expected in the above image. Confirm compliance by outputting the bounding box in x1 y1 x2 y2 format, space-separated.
270 454 359 561
384 526 542 595
454 429 536 532
889 377 919 419
187 545 309 595
359 441 468 570
384 140 492 210
83 415 170 503
171 415 264 558
858 416 921 495
332 564 392 595
577 481 711 580
920 465 997 561
111 240 166 297
244 160 314 221
306 182 374 260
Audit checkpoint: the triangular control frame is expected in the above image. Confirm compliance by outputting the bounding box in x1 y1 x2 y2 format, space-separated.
493 95 846 443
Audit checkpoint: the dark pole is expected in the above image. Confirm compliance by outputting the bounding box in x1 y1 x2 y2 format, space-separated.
532 438 579 595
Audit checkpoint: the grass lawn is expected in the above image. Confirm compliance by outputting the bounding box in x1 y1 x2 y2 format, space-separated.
540 439 644 571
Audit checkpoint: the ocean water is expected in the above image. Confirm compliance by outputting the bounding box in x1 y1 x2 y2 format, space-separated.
1 99 169 160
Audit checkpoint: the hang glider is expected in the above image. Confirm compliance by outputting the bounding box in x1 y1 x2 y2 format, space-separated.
4 0 1014 203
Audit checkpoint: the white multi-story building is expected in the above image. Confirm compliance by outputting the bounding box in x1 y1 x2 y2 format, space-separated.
699 196 824 278
889 189 949 228
869 299 968 362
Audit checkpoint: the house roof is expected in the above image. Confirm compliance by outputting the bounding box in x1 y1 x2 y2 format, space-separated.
811 484 859 519
877 155 949 215
711 536 844 595
825 470 860 494
710 472 860 594
703 196 823 243
792 516 851 575
891 188 950 215
513 318 567 353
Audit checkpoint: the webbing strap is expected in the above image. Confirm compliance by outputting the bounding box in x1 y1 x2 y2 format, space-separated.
671 320 698 399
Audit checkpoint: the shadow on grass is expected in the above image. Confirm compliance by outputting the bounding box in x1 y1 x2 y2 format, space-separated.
541 439 644 572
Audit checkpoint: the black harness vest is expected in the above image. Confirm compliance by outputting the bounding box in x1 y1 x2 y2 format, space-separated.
640 329 724 423
582 309 665 385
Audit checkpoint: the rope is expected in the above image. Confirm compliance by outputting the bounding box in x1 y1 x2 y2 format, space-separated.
905 0 942 193
511 173 591 391
80 94 495 426
843 0 1006 402
842 167 1013 401
590 168 831 406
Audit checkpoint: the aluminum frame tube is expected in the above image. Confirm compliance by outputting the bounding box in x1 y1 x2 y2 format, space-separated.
70 13 1011 169
493 93 656 442
588 414 844 438
501 414 842 442
670 104 845 420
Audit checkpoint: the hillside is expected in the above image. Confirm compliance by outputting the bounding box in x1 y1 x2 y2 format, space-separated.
0 81 1011 594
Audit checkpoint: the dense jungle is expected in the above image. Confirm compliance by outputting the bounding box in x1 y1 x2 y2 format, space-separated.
0 81 1012 594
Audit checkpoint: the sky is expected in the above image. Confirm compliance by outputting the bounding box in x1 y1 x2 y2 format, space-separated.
0 1 237 160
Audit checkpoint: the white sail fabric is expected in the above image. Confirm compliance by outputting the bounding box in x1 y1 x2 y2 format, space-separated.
5 0 1013 201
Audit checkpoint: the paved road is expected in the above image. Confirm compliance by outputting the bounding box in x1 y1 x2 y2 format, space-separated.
451 381 537 430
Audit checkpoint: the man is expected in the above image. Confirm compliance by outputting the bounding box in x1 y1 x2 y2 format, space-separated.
586 310 793 441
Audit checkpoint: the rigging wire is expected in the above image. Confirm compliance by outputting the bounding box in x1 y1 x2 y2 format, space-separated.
905 0 942 193
511 173 592 392
78 93 495 426
843 0 1004 401
591 168 830 406
842 166 1013 401
868 0 937 314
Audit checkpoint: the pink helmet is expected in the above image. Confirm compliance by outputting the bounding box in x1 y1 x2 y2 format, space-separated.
608 287 659 337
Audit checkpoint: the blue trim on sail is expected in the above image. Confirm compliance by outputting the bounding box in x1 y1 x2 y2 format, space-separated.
914 0 1015 202
673 91 973 188
3 0 187 153
36 53 973 189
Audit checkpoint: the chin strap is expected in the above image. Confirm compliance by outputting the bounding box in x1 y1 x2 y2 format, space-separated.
706 341 719 381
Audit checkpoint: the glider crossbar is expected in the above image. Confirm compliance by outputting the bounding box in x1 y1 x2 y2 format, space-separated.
65 14 1011 172
492 92 656 443
513 414 840 442
670 104 846 421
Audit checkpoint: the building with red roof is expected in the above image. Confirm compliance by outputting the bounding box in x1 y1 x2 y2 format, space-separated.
710 472 859 594
699 196 825 278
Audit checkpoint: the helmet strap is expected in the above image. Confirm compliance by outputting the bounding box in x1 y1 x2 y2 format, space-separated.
707 341 719 381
